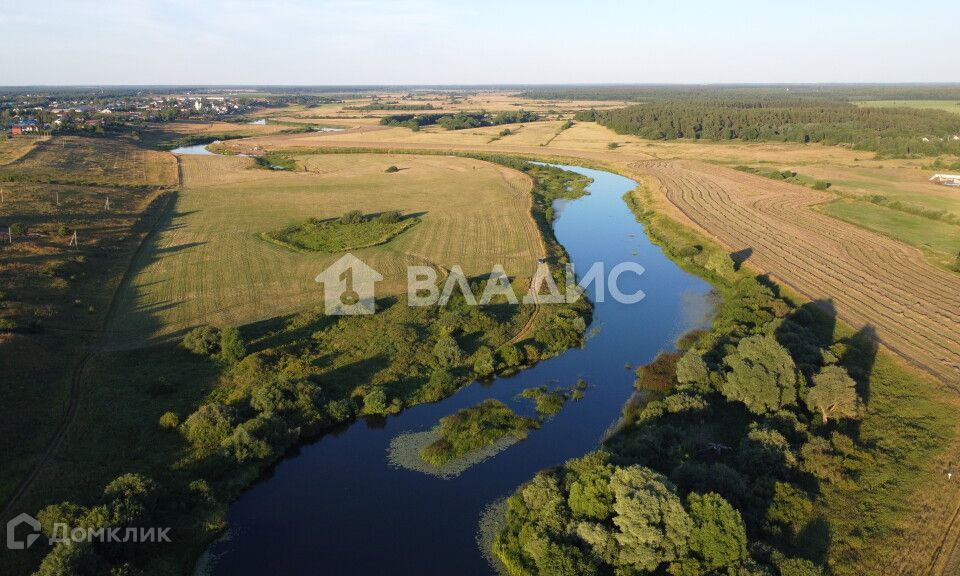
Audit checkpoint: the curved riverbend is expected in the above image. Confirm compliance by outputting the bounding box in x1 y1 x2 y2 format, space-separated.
198 164 714 575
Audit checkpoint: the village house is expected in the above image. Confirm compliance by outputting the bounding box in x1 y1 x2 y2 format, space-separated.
9 119 38 135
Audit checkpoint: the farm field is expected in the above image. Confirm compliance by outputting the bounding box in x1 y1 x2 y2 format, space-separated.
0 136 47 165
109 152 543 346
633 159 960 383
0 135 178 188
819 199 960 266
238 117 960 383
855 99 960 114
0 135 171 512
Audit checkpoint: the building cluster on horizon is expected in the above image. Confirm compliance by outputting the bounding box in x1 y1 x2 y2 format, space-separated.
2 91 266 136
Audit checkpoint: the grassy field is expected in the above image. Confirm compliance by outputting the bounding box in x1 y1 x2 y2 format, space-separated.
0 135 177 188
0 135 172 514
108 152 543 346
0 136 47 165
819 199 960 266
855 100 960 114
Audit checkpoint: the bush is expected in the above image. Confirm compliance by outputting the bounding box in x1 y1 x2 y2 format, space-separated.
362 387 388 414
182 325 221 356
181 403 234 451
218 327 246 364
9 222 26 235
607 142 620 149
377 210 402 223
811 180 831 190
339 210 366 224
158 412 180 429
385 165 400 173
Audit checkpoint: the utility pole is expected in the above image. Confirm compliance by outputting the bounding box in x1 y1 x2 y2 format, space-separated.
55 190 60 206
69 230 78 247
104 196 110 211
7 226 11 244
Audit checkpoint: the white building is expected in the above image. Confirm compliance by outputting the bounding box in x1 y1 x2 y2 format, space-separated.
929 174 960 187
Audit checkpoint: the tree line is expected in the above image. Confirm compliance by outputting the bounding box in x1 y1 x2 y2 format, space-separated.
575 100 960 157
381 110 541 130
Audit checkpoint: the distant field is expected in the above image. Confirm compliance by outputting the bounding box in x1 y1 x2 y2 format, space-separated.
109 153 542 345
0 136 177 188
819 199 960 267
856 100 960 114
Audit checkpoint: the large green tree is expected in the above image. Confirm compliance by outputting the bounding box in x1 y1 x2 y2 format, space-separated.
805 365 863 423
722 335 799 414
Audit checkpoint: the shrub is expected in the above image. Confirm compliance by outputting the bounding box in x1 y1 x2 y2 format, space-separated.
218 327 246 364
181 403 234 451
472 346 495 377
811 180 831 190
339 210 366 224
385 165 400 173
377 210 402 223
158 411 180 429
607 142 620 149
182 325 221 356
362 387 388 414
9 222 26 235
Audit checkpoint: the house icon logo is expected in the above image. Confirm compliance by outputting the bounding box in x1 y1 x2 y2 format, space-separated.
315 253 383 315
6 512 42 550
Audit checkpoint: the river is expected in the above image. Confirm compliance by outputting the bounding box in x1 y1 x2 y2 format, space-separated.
197 164 714 575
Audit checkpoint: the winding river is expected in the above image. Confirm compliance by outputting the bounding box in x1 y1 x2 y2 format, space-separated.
196 164 714 575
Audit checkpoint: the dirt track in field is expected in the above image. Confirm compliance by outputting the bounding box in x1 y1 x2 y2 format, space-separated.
635 159 960 385
239 134 960 385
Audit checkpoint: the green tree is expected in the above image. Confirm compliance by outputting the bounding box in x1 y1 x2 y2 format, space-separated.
433 332 463 368
608 466 692 572
363 386 388 414
472 346 495 377
182 325 220 356
677 493 748 575
218 326 246 364
805 365 863 423
722 335 799 414
182 402 234 451
675 349 709 385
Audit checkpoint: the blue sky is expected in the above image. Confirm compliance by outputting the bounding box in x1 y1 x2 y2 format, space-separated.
2 0 958 85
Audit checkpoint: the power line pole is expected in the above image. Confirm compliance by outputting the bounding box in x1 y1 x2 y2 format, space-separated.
69 230 78 247
104 196 110 211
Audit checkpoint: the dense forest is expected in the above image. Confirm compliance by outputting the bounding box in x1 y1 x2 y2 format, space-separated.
520 85 960 102
380 110 541 130
574 101 960 157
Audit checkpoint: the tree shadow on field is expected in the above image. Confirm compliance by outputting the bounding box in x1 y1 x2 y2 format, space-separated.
730 247 753 271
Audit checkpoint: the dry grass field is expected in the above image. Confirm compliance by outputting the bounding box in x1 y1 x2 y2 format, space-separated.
0 136 47 165
0 136 177 188
633 159 960 383
233 115 960 384
109 153 543 346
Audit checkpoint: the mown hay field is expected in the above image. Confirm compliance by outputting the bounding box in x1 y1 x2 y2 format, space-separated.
633 159 960 383
109 153 543 346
